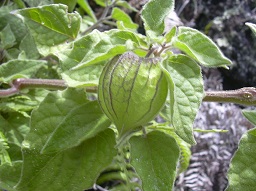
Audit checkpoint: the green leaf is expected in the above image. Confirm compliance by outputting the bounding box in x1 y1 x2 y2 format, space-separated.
19 33 40 59
116 0 138 12
41 101 111 153
94 0 111 7
164 54 204 145
246 22 256 37
58 29 148 71
163 129 191 173
0 24 16 49
0 161 22 191
0 95 39 115
77 0 97 22
15 129 117 191
5 143 23 162
61 63 104 87
0 6 36 61
243 110 256 126
130 130 179 191
0 149 11 167
0 6 28 44
14 88 117 190
0 113 30 147
159 62 175 123
0 59 46 82
141 0 174 37
4 48 20 60
111 7 138 30
173 26 232 67
227 128 256 191
24 88 88 149
164 26 176 43
15 4 81 55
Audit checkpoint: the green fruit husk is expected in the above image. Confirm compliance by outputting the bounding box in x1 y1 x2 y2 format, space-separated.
98 52 168 136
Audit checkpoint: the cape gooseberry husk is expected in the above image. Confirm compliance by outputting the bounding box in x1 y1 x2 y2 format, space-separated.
98 52 168 136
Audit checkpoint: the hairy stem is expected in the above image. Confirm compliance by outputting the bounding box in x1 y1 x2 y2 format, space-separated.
1 78 256 106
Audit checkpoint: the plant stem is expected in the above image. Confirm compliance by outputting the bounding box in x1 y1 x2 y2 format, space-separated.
203 87 256 106
0 79 67 98
1 78 256 106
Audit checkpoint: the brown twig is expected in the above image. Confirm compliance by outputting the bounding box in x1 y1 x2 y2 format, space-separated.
0 78 99 98
1 78 256 106
203 87 256 106
0 78 67 98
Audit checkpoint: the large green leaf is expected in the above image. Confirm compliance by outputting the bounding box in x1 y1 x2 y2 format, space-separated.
141 0 174 37
130 131 179 191
227 128 256 191
58 29 148 71
0 59 46 83
242 110 256 126
14 88 117 190
164 54 204 145
23 88 88 149
173 26 232 67
15 4 81 55
15 129 116 191
41 101 111 153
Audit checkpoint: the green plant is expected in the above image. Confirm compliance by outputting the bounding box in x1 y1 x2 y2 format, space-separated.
0 0 256 190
